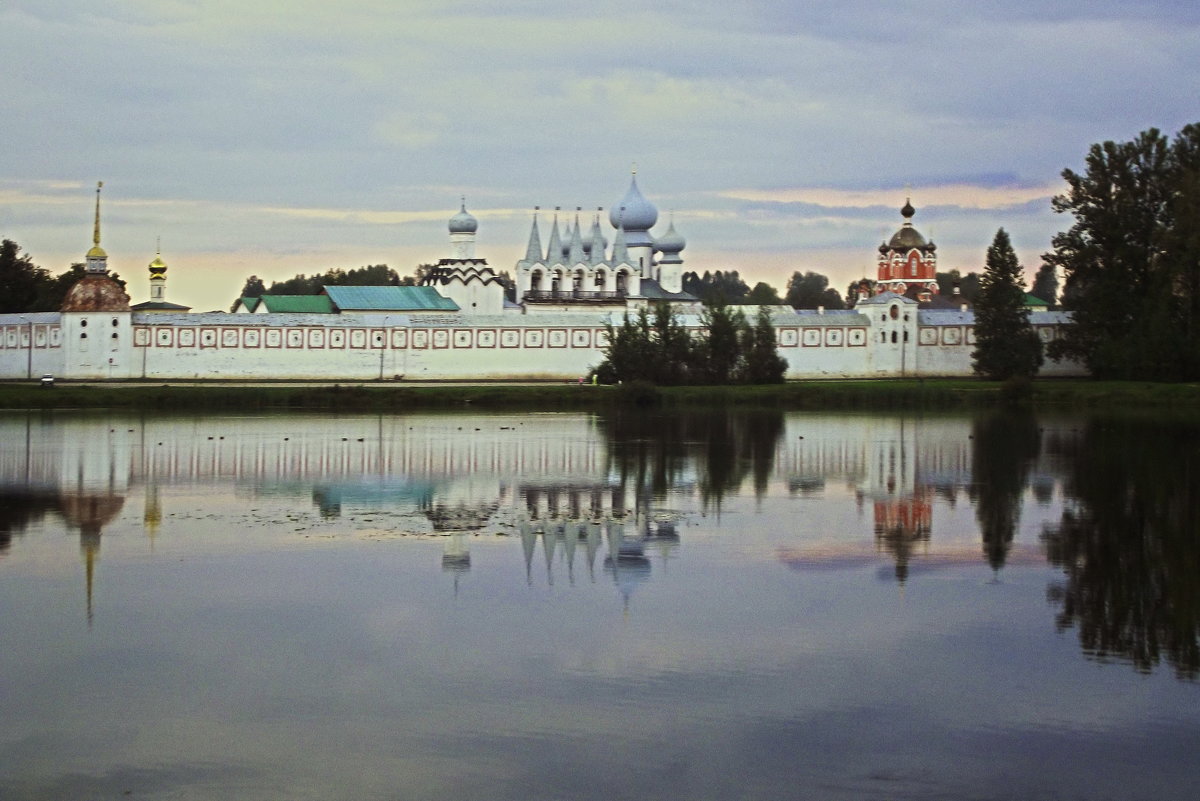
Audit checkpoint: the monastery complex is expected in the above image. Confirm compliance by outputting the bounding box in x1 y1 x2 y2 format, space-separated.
0 178 1083 381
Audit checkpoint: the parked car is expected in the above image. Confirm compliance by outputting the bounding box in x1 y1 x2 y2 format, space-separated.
40 374 54 387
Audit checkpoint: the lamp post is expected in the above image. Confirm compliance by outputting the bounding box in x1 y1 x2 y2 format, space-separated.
379 316 391 380
19 316 32 379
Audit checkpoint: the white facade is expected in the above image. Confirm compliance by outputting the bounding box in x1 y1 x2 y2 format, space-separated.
0 303 1084 381
0 181 1087 382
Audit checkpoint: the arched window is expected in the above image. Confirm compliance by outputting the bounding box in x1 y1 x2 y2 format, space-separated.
891 331 897 343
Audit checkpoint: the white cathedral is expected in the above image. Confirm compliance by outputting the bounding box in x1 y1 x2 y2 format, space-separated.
417 172 699 317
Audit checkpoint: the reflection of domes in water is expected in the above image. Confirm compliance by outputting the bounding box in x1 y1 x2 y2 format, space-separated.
58 493 125 536
603 535 651 605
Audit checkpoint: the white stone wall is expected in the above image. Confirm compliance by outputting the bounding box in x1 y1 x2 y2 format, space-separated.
60 311 136 379
0 309 1086 381
912 310 1082 377
0 315 65 379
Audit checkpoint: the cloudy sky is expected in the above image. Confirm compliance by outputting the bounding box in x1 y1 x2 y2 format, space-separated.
2 0 1198 311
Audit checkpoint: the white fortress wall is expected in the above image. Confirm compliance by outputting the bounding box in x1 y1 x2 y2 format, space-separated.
133 312 613 380
0 313 66 379
1 309 1084 381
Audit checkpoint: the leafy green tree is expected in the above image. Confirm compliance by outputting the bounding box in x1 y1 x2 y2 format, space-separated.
1029 263 1058 307
845 278 876 307
784 270 844 310
598 307 656 384
742 307 788 384
936 269 981 303
972 229 1043 379
230 275 268 310
746 281 782 305
0 239 52 313
595 301 786 386
650 302 695 385
682 270 751 305
33 263 125 311
1046 123 1200 380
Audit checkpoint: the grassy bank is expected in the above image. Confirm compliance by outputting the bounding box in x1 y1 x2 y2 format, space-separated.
1 378 1197 413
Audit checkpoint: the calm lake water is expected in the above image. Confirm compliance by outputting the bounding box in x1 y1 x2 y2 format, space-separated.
1 409 1197 801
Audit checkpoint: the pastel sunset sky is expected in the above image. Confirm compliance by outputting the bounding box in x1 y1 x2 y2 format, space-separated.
2 1 1198 310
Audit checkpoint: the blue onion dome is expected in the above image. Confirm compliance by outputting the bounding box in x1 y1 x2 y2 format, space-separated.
609 175 658 232
656 219 685 253
448 199 477 234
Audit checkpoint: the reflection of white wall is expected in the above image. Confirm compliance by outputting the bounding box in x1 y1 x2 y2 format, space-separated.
0 416 133 493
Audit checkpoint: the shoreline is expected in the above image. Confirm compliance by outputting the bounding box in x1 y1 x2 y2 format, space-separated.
1 378 1197 413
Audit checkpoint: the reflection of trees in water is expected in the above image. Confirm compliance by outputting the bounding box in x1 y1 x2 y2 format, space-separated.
597 410 785 510
1042 418 1200 680
0 490 61 554
968 411 1041 571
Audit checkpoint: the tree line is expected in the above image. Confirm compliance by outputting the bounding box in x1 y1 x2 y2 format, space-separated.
0 240 125 314
594 302 787 386
1046 123 1200 381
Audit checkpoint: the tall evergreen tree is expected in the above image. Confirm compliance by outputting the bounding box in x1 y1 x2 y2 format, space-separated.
972 228 1043 379
699 302 746 384
742 307 788 384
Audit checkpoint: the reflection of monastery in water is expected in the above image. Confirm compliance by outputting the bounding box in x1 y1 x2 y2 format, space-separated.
0 412 1067 612
773 415 1057 581
0 413 691 610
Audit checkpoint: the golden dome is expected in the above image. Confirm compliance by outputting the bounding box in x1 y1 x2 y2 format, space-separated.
87 244 108 260
148 254 168 275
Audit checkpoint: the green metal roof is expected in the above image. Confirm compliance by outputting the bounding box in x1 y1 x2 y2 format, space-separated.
324 285 459 311
1023 293 1050 307
259 294 335 313
238 296 261 312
